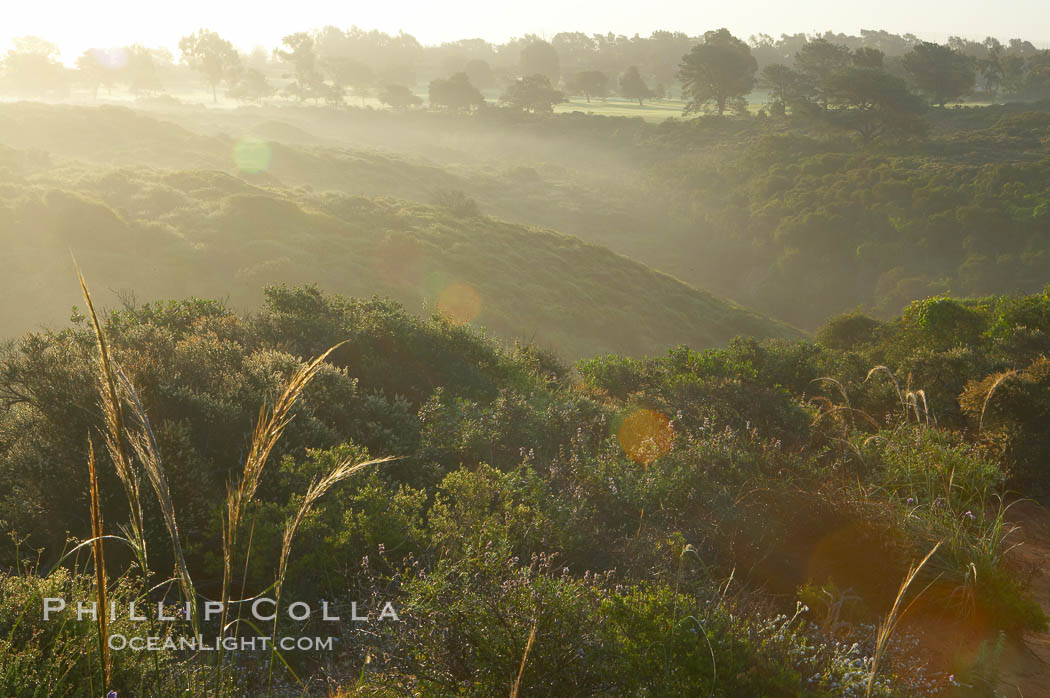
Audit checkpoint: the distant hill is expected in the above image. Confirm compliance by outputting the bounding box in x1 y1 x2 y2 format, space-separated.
0 138 797 357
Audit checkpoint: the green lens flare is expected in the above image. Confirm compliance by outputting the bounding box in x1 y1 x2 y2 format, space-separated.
232 137 271 174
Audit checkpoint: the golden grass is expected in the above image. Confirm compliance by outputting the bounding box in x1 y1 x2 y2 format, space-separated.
866 540 942 697
509 620 538 698
87 439 111 689
119 366 199 634
78 266 148 569
977 369 1017 435
75 266 387 692
219 340 348 680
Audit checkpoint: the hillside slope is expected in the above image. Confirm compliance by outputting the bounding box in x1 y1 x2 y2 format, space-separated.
0 153 797 358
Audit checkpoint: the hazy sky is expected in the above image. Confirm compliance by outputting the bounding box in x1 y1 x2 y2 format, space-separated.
5 0 1050 63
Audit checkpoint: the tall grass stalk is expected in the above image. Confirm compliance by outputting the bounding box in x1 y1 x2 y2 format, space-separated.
87 439 111 690
119 367 200 636
70 269 389 694
78 266 161 683
77 268 148 571
509 619 537 698
977 370 1017 435
217 341 347 685
866 540 942 697
266 454 393 690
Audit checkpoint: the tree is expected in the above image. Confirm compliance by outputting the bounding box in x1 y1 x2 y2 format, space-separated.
679 29 757 116
565 71 609 102
178 29 241 102
464 59 495 90
826 67 927 143
618 66 653 105
123 45 163 96
76 49 121 99
429 73 485 111
758 63 805 114
228 68 275 103
500 74 565 113
275 33 325 102
2 37 69 98
324 57 374 105
794 38 852 110
902 42 976 106
552 32 598 76
519 39 560 81
379 84 423 110
852 47 885 69
979 41 1006 98
1025 51 1050 99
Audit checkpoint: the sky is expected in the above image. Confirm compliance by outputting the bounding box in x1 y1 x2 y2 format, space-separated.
3 0 1049 63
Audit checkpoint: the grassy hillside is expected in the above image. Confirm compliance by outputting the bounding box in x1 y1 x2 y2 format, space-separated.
0 139 795 357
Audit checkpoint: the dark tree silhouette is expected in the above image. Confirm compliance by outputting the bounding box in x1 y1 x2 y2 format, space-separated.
519 39 560 81
903 42 976 106
679 29 757 116
565 71 609 103
618 66 653 105
500 74 565 113
429 72 485 111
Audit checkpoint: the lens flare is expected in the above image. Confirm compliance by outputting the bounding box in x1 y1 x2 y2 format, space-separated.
436 282 481 324
618 409 673 465
232 137 271 174
91 47 128 71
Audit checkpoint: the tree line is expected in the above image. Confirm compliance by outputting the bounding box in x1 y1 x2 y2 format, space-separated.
3 25 1050 128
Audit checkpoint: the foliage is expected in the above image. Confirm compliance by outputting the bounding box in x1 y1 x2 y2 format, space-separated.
1 282 1048 694
376 84 422 110
500 74 565 113
177 29 241 102
903 42 977 107
428 72 484 111
679 29 757 115
564 70 609 102
618 66 653 105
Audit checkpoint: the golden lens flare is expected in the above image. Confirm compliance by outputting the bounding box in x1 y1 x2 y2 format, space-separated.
436 282 481 324
618 409 673 465
232 137 271 174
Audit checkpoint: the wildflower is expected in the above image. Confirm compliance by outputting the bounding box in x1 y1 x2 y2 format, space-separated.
906 497 914 505
963 510 975 520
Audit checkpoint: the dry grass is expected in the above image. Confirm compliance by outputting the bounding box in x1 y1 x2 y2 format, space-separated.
866 540 942 697
118 366 199 634
87 439 111 689
509 620 538 698
267 453 395 690
219 340 348 681
78 267 148 569
977 369 1017 435
75 267 387 692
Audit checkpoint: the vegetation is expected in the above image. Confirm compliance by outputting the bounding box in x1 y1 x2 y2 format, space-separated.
4 18 1050 698
679 29 759 115
0 104 797 359
3 278 1049 694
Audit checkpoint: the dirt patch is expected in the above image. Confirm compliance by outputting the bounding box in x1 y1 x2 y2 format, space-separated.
996 500 1050 697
